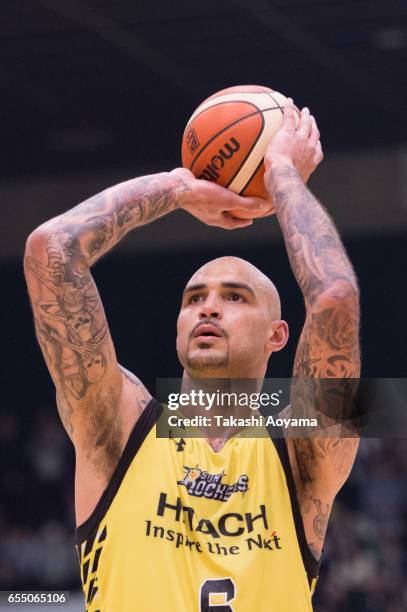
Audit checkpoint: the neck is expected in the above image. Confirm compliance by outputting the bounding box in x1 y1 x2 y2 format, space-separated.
180 372 264 447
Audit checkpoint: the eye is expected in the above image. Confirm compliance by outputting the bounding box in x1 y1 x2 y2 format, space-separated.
189 294 203 304
228 293 244 302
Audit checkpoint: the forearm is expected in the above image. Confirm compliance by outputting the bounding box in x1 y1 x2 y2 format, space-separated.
265 163 358 306
27 171 189 267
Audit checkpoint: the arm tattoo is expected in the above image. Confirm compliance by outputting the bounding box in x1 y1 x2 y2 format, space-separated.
299 498 330 562
25 233 108 402
266 165 360 551
293 294 360 379
267 165 358 303
266 163 360 423
41 172 190 265
25 173 187 430
312 498 330 541
267 163 360 382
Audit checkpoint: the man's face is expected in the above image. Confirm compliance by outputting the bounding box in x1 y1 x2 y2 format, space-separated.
176 257 285 378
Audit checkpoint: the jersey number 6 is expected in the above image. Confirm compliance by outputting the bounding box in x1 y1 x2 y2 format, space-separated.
200 578 236 611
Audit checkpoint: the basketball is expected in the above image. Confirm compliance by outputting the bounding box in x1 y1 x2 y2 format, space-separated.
181 85 298 219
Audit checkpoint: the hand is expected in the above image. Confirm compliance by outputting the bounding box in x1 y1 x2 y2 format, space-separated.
170 168 270 229
264 101 323 184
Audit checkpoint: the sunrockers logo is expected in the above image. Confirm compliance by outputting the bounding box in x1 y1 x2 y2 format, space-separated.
178 466 249 502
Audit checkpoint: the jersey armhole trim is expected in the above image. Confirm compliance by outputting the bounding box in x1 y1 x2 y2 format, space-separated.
271 434 321 582
75 398 162 545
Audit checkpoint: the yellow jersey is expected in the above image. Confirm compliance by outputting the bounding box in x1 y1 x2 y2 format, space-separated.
76 399 319 611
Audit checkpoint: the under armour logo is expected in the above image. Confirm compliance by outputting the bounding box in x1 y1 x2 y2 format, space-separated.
176 438 186 452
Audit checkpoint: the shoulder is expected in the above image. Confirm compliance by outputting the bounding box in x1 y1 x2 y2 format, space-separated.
74 365 152 523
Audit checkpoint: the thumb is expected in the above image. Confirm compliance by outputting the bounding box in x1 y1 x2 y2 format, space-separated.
221 213 254 229
222 192 269 212
282 100 296 132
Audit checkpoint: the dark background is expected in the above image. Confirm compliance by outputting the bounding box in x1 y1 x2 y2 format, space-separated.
1 1 407 610
3 0 407 176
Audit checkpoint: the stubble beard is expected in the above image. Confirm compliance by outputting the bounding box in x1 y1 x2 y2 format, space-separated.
186 347 229 374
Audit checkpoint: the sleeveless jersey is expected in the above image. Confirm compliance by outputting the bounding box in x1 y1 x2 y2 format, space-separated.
75 399 319 611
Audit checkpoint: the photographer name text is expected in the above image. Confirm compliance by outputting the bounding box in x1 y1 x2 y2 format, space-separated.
167 414 318 429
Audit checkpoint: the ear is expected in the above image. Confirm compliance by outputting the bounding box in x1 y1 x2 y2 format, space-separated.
265 320 289 356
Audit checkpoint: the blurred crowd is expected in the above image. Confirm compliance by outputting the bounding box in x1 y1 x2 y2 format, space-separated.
0 409 79 591
0 408 406 610
314 439 407 611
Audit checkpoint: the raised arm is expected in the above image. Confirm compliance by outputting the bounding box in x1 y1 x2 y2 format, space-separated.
264 104 360 559
24 169 268 447
24 173 185 449
24 168 270 524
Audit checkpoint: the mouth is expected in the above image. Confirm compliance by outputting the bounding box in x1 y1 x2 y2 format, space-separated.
193 323 223 340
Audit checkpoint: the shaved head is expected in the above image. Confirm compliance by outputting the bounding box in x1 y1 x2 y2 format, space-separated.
187 256 281 321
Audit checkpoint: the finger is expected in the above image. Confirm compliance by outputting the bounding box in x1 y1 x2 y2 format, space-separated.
282 100 296 132
220 212 254 229
216 189 269 213
233 198 271 214
314 140 324 164
309 115 320 148
297 107 312 139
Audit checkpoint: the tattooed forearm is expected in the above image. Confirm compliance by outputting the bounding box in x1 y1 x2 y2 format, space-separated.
38 172 190 267
266 165 358 304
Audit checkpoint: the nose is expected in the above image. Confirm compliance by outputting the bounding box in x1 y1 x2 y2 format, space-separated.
199 292 222 320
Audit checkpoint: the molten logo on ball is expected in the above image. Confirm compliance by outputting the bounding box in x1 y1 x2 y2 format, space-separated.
186 128 200 154
198 137 240 182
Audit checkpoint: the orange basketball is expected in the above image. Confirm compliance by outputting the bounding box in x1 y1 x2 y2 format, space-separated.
181 85 298 219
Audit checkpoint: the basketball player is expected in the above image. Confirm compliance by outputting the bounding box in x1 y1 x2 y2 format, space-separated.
24 103 360 611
